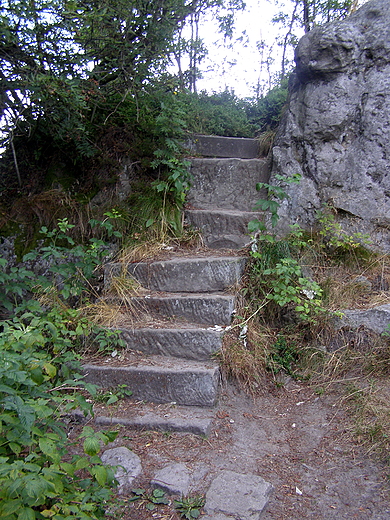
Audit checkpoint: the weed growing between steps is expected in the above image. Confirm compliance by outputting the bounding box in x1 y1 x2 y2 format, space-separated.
105 488 205 520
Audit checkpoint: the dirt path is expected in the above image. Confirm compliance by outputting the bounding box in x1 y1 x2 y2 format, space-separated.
97 378 390 520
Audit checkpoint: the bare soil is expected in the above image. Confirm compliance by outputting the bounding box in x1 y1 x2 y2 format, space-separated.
82 378 390 520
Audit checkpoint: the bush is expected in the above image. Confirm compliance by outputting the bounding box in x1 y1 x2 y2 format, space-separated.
0 217 126 519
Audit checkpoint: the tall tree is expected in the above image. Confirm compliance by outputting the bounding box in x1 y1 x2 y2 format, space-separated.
171 0 245 93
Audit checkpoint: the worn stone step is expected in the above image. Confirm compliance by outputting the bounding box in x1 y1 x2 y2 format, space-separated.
105 292 235 326
83 356 220 407
93 400 215 436
118 326 223 361
188 158 269 211
186 134 261 159
105 256 246 293
185 209 262 249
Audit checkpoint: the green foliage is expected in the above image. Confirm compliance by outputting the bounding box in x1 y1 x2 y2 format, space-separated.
0 0 247 194
129 488 169 511
94 385 133 405
20 212 122 306
151 99 192 210
181 90 254 137
267 335 299 376
247 78 289 133
0 216 129 518
247 174 324 323
262 256 323 319
174 495 205 519
0 312 119 519
316 205 372 256
249 173 301 230
248 236 324 323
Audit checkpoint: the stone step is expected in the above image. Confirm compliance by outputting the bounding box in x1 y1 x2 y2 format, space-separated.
188 157 269 211
105 292 235 326
185 209 262 249
118 326 224 361
93 400 215 436
83 356 220 407
186 134 261 159
105 256 246 293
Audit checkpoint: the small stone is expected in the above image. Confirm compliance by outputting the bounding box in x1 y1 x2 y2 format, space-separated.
101 447 142 494
151 463 190 496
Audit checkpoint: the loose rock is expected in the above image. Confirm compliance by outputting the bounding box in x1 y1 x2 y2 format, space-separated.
101 446 142 494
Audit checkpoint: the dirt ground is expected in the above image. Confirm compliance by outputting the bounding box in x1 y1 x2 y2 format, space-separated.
92 377 390 520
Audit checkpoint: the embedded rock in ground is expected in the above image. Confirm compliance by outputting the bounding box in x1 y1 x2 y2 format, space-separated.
334 304 390 334
101 447 141 493
204 470 273 520
151 463 190 496
270 0 390 252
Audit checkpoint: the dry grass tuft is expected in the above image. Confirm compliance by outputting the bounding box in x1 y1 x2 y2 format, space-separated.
120 227 203 264
219 321 278 394
343 377 390 463
257 130 275 157
300 333 390 462
79 301 126 328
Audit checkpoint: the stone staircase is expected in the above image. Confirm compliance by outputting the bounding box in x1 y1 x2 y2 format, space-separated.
83 136 269 434
185 135 269 249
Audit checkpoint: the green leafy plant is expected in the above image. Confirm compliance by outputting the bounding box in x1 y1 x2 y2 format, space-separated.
174 495 205 519
0 215 129 518
129 488 169 511
245 174 324 323
249 173 301 231
94 385 133 405
267 335 299 376
316 205 372 254
22 212 122 305
150 100 193 230
262 257 323 320
0 316 119 519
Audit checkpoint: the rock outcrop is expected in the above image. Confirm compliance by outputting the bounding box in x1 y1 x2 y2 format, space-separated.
270 0 390 252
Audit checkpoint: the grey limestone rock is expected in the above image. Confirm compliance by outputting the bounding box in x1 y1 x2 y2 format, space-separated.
334 304 390 334
204 470 273 520
101 447 142 493
270 0 390 253
151 463 190 496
